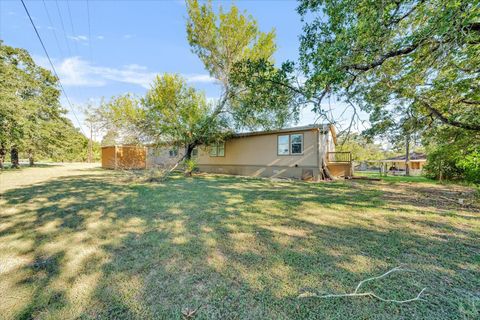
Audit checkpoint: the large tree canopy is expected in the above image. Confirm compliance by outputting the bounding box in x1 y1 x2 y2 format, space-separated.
143 74 226 153
298 0 480 132
186 0 296 131
0 41 90 167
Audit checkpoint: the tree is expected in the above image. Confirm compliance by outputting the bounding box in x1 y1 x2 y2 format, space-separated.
297 0 480 132
185 0 295 134
0 41 89 167
423 125 480 183
336 133 385 162
95 94 146 146
143 74 225 160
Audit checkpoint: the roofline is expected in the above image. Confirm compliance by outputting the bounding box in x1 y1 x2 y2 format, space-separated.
232 124 332 138
380 159 427 163
102 124 337 148
101 144 145 148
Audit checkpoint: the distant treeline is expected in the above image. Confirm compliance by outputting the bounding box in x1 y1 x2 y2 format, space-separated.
0 41 99 168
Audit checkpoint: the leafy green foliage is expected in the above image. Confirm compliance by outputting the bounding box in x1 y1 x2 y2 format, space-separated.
297 0 479 181
298 0 480 132
336 133 386 161
143 74 225 148
186 0 295 131
0 41 90 165
95 94 146 145
423 126 480 183
458 151 480 184
186 0 276 86
183 158 198 175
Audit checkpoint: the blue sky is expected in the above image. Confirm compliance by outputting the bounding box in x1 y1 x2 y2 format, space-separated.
1 0 365 137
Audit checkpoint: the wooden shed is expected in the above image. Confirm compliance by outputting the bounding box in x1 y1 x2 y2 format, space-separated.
101 145 147 170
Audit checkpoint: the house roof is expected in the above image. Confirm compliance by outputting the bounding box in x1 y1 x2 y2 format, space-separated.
383 152 427 162
103 124 337 148
233 124 335 139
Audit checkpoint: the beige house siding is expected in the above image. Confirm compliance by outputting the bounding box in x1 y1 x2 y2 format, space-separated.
196 129 321 180
146 146 185 168
140 125 351 180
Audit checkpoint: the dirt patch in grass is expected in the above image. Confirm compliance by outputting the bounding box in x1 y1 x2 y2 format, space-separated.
378 181 480 213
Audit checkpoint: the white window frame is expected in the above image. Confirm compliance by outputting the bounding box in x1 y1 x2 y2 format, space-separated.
277 135 290 155
277 133 304 155
290 134 303 155
209 142 225 157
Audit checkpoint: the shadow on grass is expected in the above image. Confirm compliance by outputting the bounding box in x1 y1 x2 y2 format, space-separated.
0 173 478 319
0 162 62 171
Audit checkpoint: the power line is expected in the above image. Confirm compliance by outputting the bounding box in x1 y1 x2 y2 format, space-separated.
66 0 79 54
20 0 87 137
54 0 72 56
42 0 64 57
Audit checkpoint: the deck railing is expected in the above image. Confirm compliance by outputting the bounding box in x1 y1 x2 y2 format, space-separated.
327 152 352 163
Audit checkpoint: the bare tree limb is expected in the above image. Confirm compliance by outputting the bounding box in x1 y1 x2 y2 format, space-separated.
298 266 427 304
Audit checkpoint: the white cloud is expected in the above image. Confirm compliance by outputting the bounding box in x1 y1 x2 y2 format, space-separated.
96 35 104 40
185 74 216 84
123 34 135 39
68 35 89 42
33 56 215 88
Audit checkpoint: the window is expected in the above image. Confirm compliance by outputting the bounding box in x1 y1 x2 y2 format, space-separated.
191 147 198 158
169 147 178 158
209 142 225 157
290 134 303 154
278 135 289 155
277 133 303 155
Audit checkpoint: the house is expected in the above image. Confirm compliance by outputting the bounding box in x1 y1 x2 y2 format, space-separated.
101 124 353 180
381 152 427 175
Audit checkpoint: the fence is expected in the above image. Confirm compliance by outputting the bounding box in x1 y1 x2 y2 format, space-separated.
327 152 352 163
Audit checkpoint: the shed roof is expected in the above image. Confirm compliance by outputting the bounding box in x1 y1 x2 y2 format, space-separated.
383 152 427 162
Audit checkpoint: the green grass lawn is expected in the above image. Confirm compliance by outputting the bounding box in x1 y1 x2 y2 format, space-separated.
0 164 479 319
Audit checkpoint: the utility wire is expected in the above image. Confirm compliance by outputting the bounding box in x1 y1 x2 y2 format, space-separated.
54 0 72 56
66 0 79 53
21 0 87 137
42 0 64 57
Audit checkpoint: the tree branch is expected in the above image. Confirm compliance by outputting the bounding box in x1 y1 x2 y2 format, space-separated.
347 42 420 72
421 100 480 131
298 266 427 304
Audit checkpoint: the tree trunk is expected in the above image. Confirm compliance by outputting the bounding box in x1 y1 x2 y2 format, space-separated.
88 123 93 163
405 134 410 176
185 144 195 160
0 143 6 169
28 149 34 166
319 158 333 180
183 143 196 176
10 146 19 169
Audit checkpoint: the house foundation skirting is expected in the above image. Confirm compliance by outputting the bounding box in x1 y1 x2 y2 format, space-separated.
197 164 321 181
326 163 353 177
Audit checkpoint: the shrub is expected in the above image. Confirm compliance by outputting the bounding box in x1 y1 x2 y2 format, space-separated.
184 158 198 176
457 151 480 184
